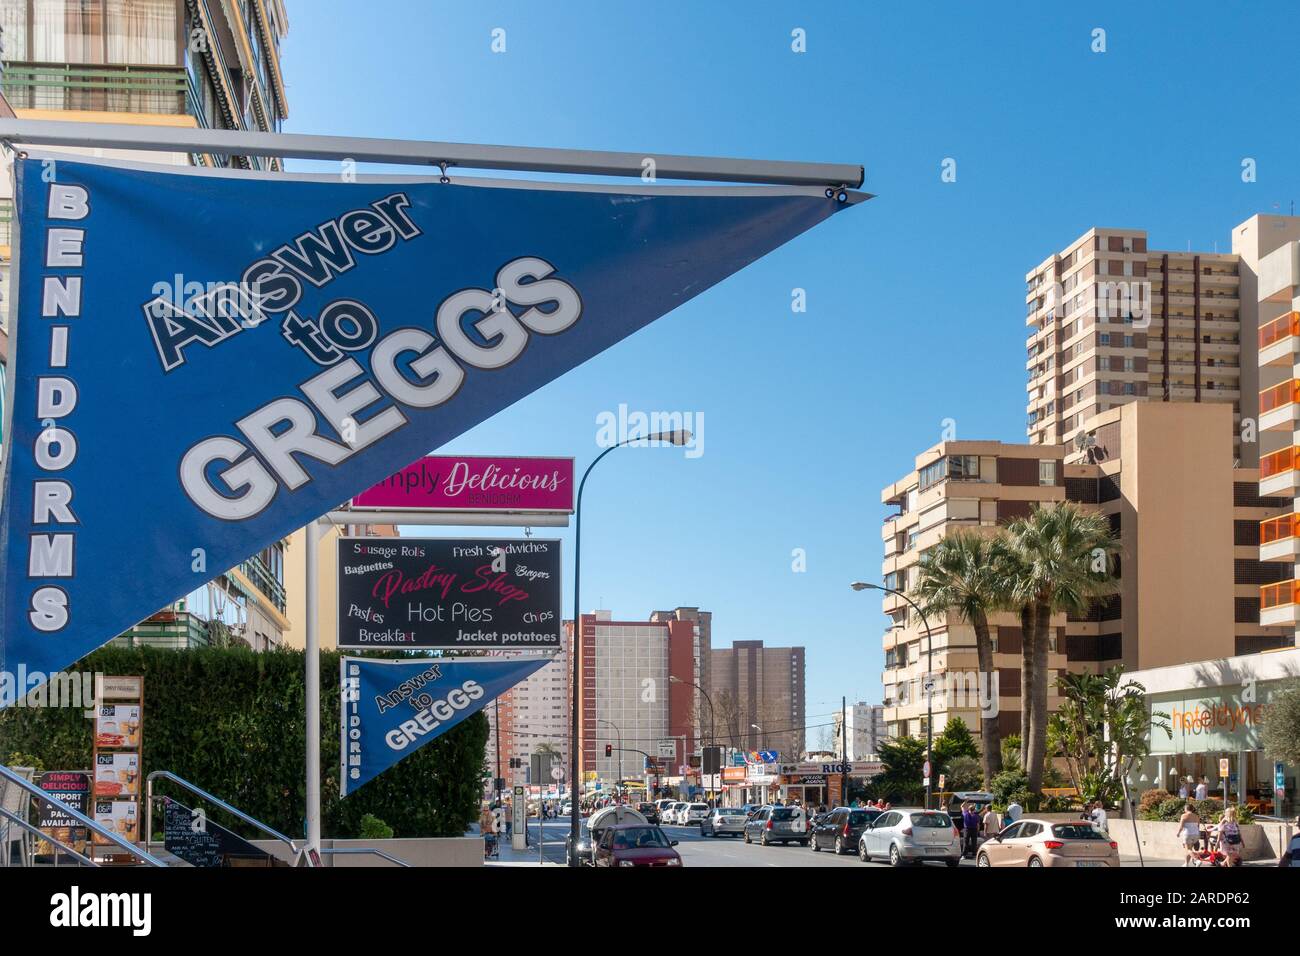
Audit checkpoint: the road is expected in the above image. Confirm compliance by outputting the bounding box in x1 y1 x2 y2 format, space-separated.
519 818 976 867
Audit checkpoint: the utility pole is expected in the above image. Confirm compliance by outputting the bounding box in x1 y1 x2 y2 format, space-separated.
841 696 848 806
495 697 503 804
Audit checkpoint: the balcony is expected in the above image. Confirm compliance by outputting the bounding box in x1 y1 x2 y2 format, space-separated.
1260 514 1300 561
1260 446 1300 496
1260 580 1300 626
1 62 189 115
1260 379 1300 431
1260 312 1300 367
0 198 12 254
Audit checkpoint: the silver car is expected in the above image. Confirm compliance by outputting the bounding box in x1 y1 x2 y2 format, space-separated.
701 807 748 837
857 808 962 866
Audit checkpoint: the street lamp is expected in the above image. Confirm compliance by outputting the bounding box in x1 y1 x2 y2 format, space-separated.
851 580 935 810
568 429 692 866
671 675 716 803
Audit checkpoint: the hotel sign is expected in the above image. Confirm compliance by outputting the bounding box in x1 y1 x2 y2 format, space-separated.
1149 685 1279 754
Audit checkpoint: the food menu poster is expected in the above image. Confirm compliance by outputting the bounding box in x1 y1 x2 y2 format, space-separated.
92 799 139 845
94 704 142 749
94 752 141 798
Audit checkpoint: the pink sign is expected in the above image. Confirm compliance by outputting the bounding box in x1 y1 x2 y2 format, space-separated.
352 455 575 513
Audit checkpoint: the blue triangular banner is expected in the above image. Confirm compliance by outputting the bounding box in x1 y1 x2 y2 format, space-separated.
0 155 859 690
340 655 548 796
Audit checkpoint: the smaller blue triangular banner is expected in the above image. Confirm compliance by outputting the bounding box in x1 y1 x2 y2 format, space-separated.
340 655 548 797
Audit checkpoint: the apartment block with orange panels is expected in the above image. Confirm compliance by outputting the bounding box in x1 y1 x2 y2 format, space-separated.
1244 213 1300 637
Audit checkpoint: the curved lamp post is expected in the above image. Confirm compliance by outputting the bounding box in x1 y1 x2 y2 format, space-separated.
568 429 692 866
670 675 716 802
851 580 935 810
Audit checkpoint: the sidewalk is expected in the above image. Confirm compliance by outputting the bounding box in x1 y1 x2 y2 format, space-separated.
469 823 564 867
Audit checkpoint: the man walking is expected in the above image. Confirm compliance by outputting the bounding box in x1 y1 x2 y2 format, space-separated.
962 802 982 858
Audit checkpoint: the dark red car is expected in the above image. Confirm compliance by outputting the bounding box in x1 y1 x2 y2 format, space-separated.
592 823 683 867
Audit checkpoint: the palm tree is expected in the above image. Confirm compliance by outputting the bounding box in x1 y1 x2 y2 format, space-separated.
912 530 1008 786
1004 502 1118 794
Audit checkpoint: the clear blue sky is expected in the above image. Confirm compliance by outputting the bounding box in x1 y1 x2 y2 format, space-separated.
282 1 1300 733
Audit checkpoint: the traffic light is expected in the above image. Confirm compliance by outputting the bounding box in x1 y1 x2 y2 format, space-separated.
605 744 613 757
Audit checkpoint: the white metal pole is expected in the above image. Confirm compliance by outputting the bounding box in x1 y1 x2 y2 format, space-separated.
0 118 865 188
305 519 322 857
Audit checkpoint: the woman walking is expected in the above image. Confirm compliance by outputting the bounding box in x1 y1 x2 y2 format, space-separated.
1179 803 1202 867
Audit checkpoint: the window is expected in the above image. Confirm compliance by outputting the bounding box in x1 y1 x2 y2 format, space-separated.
1038 460 1057 486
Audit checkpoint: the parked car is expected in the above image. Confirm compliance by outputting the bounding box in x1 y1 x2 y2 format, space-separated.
560 802 573 818
857 808 961 866
811 806 881 854
743 805 810 846
592 823 682 867
976 819 1120 868
655 798 677 817
638 802 661 825
701 807 748 837
683 803 710 825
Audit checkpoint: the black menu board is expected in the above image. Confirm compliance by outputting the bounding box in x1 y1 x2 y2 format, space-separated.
337 537 562 650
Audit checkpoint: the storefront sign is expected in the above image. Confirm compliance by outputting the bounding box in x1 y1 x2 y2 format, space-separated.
36 771 90 859
722 767 746 783
339 655 548 795
0 154 854 699
353 455 574 513
336 537 561 650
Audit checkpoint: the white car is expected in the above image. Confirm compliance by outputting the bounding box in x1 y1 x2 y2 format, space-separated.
857 808 962 867
665 802 688 825
683 803 710 825
560 803 573 818
654 798 677 819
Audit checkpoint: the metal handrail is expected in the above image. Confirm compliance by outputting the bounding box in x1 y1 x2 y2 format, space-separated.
0 764 163 866
318 847 411 868
145 770 310 865
0 807 98 867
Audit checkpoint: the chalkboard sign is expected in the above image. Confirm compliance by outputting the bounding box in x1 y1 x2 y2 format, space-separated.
162 798 270 868
337 537 562 650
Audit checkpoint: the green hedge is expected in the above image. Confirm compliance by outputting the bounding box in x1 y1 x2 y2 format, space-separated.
0 646 487 840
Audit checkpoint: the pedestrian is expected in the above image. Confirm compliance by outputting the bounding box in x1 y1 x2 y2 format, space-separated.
1006 800 1023 826
982 803 1001 840
503 798 514 841
1179 802 1202 867
1090 801 1109 834
480 804 498 859
962 802 981 858
1195 777 1208 801
1178 779 1189 800
1277 815 1300 867
1218 805 1242 867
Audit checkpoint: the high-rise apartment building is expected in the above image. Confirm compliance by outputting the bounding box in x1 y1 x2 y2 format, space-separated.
0 0 291 648
572 608 708 785
484 636 570 793
879 440 1069 741
1246 215 1300 637
710 640 806 759
833 702 886 760
1025 228 1247 463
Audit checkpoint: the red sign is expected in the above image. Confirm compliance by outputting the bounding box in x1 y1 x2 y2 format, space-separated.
352 455 575 513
